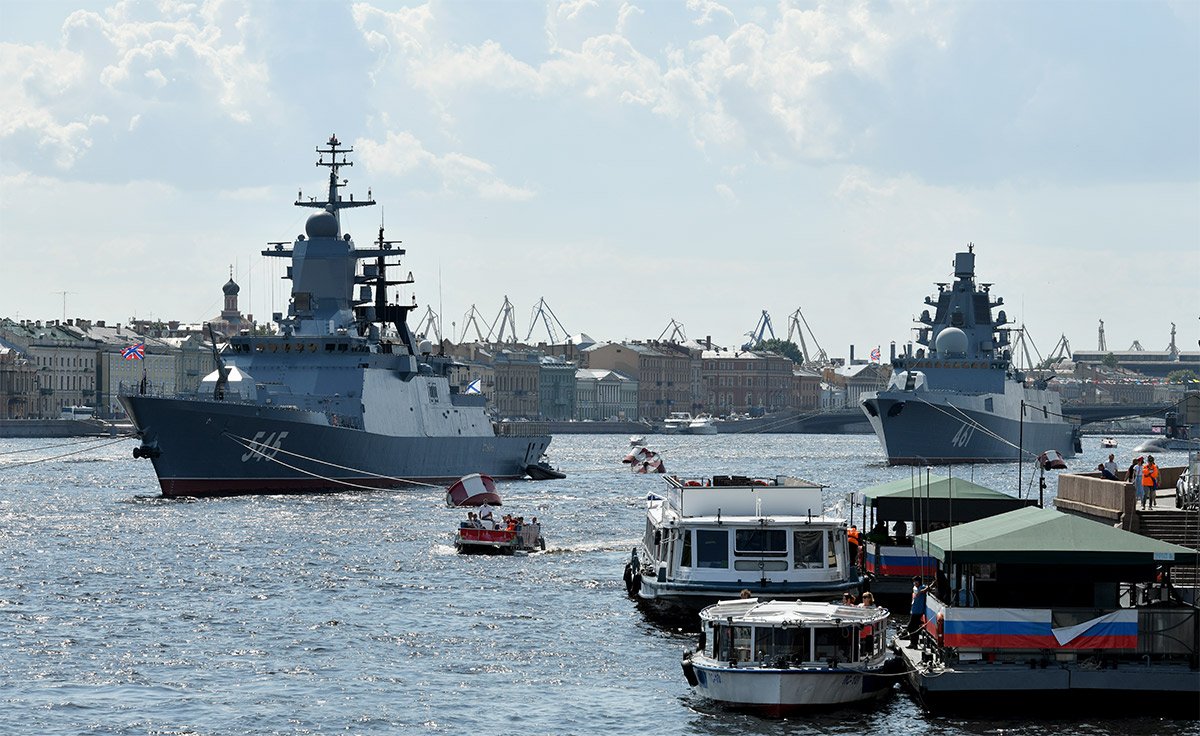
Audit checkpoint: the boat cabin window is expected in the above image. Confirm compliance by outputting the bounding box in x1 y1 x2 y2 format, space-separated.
679 530 692 568
710 623 753 663
827 531 840 568
695 530 729 569
759 627 812 664
734 529 787 556
732 625 752 663
793 531 824 568
814 627 854 663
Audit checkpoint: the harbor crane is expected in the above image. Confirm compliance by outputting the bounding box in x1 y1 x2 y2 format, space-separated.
1097 319 1107 352
459 305 491 343
487 296 519 344
414 306 442 344
525 297 569 344
786 308 829 369
745 310 776 346
658 319 687 344
1042 334 1072 367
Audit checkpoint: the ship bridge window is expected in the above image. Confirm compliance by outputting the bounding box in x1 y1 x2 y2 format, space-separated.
793 531 824 568
735 529 787 556
326 344 335 352
338 344 348 352
695 530 729 569
984 397 994 412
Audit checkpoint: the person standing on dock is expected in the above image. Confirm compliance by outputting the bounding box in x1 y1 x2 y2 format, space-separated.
1128 456 1144 506
1142 456 1160 509
908 577 930 648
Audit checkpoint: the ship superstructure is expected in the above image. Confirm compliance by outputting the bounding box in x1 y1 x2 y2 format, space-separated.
122 136 552 496
859 247 1078 465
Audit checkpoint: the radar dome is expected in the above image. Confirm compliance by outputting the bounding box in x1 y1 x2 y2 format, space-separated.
305 209 339 238
935 327 968 356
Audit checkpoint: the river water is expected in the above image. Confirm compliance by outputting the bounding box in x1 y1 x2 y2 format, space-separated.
1 432 1196 735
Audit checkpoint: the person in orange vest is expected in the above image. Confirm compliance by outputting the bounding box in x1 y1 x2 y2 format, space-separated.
1141 455 1160 509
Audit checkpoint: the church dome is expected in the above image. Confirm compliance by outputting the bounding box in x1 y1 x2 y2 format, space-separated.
223 278 240 296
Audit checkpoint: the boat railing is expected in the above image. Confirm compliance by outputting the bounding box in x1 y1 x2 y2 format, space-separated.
493 420 551 437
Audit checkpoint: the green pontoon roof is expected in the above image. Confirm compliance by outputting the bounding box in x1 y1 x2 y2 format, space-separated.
916 505 1200 566
849 474 1034 523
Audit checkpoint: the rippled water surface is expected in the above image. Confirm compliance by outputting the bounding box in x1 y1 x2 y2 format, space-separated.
1 432 1196 735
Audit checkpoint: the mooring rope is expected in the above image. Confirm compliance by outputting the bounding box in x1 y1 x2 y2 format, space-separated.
0 435 133 470
222 431 450 490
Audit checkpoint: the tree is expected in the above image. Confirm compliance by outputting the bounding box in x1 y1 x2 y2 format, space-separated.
1101 353 1119 369
755 338 803 364
1166 369 1198 384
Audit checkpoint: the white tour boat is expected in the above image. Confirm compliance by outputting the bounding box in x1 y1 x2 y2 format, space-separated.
682 598 896 713
661 412 694 434
687 414 719 435
624 474 860 619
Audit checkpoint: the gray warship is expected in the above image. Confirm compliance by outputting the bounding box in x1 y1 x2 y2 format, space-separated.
860 247 1079 465
122 136 554 497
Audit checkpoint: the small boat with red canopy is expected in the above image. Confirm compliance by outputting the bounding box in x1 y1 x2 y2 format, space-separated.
447 473 546 555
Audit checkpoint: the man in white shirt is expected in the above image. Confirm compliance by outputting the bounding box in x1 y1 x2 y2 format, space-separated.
478 503 496 529
1102 454 1119 481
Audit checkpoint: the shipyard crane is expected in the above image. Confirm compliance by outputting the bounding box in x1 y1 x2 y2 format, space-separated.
1097 319 1107 352
525 297 569 344
1130 340 1145 351
414 306 442 344
488 296 519 344
459 305 491 343
745 310 776 347
786 308 829 369
658 319 687 344
1012 324 1048 373
1041 334 1072 368
1167 322 1178 355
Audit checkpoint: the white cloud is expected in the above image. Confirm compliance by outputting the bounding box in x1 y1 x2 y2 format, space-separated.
1 0 268 170
356 130 535 201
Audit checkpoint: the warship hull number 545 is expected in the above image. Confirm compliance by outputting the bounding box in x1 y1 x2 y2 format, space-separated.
122 136 553 497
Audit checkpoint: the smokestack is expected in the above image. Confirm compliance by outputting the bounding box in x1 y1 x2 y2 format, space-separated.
850 345 855 363
706 335 711 350
890 342 896 361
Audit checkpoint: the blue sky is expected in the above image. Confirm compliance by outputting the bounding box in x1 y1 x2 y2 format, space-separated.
2 0 1197 357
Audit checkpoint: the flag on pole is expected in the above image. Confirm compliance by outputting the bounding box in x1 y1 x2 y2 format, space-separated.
465 379 482 394
870 346 881 362
122 343 145 361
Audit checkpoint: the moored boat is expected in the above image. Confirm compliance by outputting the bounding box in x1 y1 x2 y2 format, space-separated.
625 474 860 621
122 136 555 497
682 598 896 714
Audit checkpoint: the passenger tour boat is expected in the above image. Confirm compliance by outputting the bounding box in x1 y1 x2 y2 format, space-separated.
624 474 860 620
682 598 896 713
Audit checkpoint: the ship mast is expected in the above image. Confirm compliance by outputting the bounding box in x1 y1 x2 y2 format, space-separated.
296 135 376 224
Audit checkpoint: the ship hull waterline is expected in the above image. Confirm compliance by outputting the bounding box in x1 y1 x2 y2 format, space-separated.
862 393 1076 466
122 395 550 498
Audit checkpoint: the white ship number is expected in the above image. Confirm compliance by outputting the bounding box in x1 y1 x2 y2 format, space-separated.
241 431 289 462
951 424 975 448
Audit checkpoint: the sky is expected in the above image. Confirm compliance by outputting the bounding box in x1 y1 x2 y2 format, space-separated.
1 0 1197 360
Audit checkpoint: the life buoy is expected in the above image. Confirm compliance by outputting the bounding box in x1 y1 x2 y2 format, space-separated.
685 480 702 487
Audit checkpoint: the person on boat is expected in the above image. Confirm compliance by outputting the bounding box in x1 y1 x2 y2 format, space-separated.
908 577 930 648
859 592 875 607
892 519 909 546
865 520 889 544
1103 454 1119 480
479 503 496 529
1142 455 1160 509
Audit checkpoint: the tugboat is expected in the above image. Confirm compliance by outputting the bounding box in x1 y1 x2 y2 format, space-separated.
860 246 1079 465
123 136 555 496
682 598 895 713
624 474 859 621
